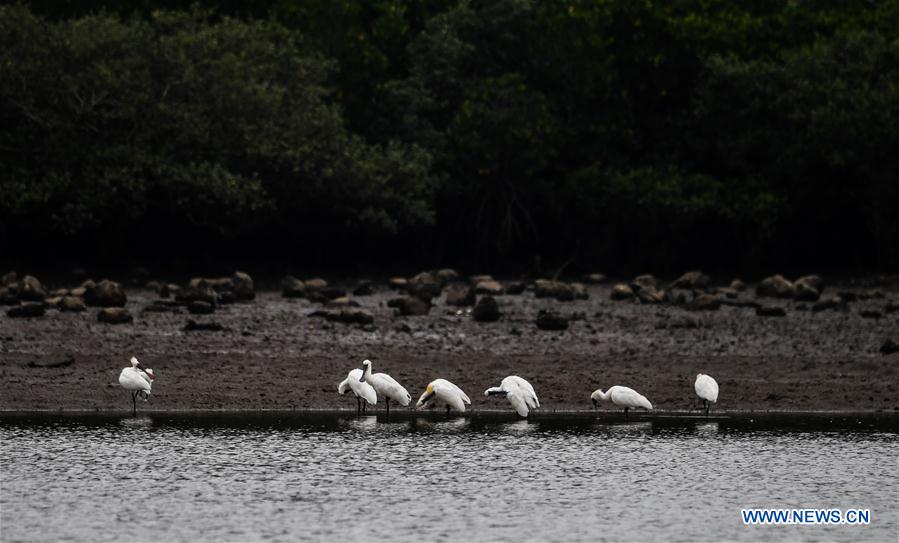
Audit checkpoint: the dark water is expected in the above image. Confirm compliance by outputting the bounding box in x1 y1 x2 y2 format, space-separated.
1 413 896 542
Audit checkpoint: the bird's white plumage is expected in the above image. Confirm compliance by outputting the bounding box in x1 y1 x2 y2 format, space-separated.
338 368 377 405
417 379 471 412
694 373 719 403
591 385 652 410
362 360 411 406
119 356 153 398
484 375 539 417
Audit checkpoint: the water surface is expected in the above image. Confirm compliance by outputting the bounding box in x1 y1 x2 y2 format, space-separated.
1 413 896 542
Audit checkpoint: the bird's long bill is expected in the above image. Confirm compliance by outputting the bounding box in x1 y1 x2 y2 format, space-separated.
145 369 155 381
358 369 366 383
416 390 434 409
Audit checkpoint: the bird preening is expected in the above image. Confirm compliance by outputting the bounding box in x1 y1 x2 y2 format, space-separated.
338 359 411 415
694 373 719 417
118 356 155 416
416 379 471 418
484 376 539 417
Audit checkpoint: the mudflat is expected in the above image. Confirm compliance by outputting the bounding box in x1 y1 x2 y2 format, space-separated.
1 281 897 413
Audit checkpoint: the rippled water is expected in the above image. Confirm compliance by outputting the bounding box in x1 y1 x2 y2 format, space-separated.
1 413 896 542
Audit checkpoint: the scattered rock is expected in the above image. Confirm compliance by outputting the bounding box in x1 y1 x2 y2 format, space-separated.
691 294 721 311
407 280 442 302
188 301 215 315
143 301 182 313
97 307 132 324
177 280 217 305
715 287 739 299
812 297 847 312
50 288 69 298
859 310 882 319
836 290 858 302
435 269 459 284
6 303 45 318
756 275 795 298
388 296 430 316
468 274 495 286
795 275 825 293
610 283 635 301
473 296 501 322
505 281 527 295
184 320 226 332
281 276 306 298
1 271 17 286
672 270 710 289
352 280 375 296
17 275 47 302
310 308 374 325
308 287 347 303
729 278 747 291
885 301 899 314
637 287 666 304
570 283 589 300
536 310 569 331
756 306 786 317
84 279 127 307
474 280 504 296
881 339 899 355
860 289 884 300
534 279 572 301
793 281 820 302
583 273 607 284
231 271 254 300
305 278 328 291
326 297 359 308
59 296 86 312
445 283 476 307
388 277 408 290
631 274 660 292
0 287 18 305
27 356 75 369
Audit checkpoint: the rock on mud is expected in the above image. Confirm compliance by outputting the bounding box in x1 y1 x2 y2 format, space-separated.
690 294 722 311
188 301 215 315
756 275 795 298
610 283 635 301
17 276 47 302
672 270 710 290
445 283 475 307
97 307 132 324
388 296 430 316
474 280 504 295
536 310 569 331
473 296 501 322
756 306 786 317
281 276 306 298
6 303 46 318
84 280 127 307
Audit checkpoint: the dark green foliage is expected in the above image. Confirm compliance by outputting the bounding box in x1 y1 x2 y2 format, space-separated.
2 0 898 271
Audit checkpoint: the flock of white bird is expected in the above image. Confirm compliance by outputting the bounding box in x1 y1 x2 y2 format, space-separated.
119 356 720 418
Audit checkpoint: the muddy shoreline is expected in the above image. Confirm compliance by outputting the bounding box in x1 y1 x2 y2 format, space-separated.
1 279 898 414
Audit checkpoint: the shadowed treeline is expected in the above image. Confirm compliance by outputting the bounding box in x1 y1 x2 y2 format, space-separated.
2 0 898 274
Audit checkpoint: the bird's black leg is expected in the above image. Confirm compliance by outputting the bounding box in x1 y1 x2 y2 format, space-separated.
385 398 390 416
705 400 710 418
356 397 360 414
363 401 367 414
131 391 137 416
624 407 629 421
445 405 450 419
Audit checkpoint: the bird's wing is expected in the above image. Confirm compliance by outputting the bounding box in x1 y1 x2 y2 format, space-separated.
119 368 151 393
612 387 652 410
350 378 378 405
434 383 467 412
506 376 539 408
696 375 719 403
506 390 529 417
338 377 351 395
372 373 411 405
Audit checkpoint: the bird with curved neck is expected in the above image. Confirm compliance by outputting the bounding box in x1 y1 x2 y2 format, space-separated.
416 379 471 418
591 385 652 420
338 367 377 414
484 376 539 417
118 357 155 416
361 359 411 415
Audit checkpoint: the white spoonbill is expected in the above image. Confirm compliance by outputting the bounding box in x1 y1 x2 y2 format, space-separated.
338 368 377 414
484 376 540 417
416 379 471 417
694 373 719 416
118 357 155 416
591 386 652 419
361 359 411 415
